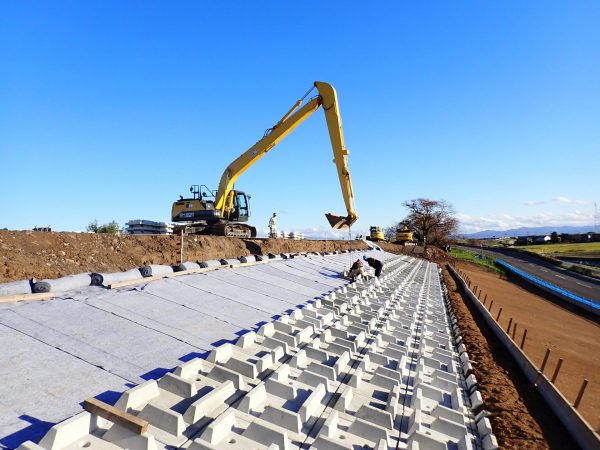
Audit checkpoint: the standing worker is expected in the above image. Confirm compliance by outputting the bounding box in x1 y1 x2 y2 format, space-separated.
363 255 383 278
268 212 278 238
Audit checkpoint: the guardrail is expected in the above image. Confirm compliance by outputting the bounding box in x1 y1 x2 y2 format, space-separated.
496 259 600 317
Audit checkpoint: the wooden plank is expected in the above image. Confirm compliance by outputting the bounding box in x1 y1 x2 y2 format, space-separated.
83 397 148 435
0 292 55 304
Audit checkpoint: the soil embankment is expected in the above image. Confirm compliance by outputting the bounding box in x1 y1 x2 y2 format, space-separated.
0 230 367 283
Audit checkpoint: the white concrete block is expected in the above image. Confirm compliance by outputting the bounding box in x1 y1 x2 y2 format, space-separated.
158 372 197 397
299 383 326 422
115 380 160 412
39 412 91 450
238 383 267 413
200 409 236 444
138 402 184 436
184 381 236 424
207 343 233 363
175 358 205 379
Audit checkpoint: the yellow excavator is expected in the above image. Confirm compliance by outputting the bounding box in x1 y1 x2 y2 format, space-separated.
366 226 385 241
394 225 416 245
171 81 358 237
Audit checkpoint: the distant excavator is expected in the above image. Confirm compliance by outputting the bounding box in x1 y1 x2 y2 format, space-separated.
366 226 385 241
171 81 358 237
394 225 416 246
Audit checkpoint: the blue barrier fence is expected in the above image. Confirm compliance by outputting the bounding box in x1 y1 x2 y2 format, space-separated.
496 259 600 311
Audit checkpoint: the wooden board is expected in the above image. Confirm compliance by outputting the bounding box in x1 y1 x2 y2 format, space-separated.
83 397 148 435
0 292 55 304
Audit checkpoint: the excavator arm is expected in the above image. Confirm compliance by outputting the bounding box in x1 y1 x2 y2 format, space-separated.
214 81 358 229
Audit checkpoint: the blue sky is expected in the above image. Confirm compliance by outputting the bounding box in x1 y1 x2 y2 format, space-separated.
1 1 598 237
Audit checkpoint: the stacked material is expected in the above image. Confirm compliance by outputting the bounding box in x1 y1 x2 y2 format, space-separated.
125 220 174 235
276 231 305 240
15 255 495 450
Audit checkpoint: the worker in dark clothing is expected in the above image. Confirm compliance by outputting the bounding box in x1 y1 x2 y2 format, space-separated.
363 255 383 278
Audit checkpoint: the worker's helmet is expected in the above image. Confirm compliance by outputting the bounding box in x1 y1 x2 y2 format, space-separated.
363 255 368 261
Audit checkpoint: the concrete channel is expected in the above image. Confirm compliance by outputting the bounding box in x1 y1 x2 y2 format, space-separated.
1 251 496 449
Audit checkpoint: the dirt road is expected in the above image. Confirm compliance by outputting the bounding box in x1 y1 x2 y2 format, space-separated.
455 261 600 428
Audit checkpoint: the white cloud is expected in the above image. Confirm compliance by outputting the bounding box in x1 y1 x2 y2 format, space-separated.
523 200 545 206
457 210 594 233
552 196 586 205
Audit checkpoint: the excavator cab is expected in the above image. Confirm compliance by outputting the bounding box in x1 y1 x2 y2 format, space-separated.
228 191 250 222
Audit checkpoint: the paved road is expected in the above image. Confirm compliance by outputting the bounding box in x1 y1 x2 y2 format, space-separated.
457 246 600 303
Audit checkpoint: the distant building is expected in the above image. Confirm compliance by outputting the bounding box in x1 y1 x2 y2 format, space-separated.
532 235 551 244
125 220 173 235
516 235 550 245
516 236 533 245
560 233 591 243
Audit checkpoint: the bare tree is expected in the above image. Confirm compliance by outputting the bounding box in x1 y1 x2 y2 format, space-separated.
403 198 458 247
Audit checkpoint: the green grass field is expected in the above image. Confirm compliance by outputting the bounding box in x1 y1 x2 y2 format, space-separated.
450 248 507 274
520 242 600 257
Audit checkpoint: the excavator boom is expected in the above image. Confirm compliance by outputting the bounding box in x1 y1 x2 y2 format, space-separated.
214 81 358 229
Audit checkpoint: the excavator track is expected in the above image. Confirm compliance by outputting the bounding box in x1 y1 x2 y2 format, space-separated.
211 223 257 238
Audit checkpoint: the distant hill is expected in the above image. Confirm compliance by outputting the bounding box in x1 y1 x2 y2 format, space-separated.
459 225 597 239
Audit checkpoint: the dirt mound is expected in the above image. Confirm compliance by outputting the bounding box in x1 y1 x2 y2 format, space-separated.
376 242 454 264
0 230 367 283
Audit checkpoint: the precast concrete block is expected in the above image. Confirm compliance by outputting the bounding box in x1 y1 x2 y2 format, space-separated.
158 372 197 398
243 417 290 450
102 424 158 450
184 381 236 424
238 382 267 413
138 402 184 436
199 409 236 444
261 405 302 433
175 358 206 379
115 380 160 412
482 433 499 450
38 412 92 450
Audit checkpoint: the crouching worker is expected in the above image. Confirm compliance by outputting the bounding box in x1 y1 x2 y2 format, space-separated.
363 255 383 278
348 259 364 281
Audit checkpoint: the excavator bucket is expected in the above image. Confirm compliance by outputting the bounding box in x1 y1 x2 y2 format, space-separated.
325 212 355 230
